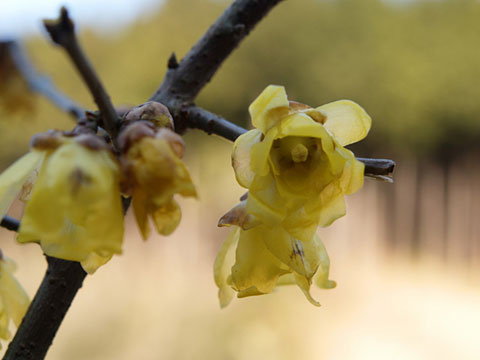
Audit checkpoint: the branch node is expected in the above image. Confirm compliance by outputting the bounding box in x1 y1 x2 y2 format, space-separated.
167 52 179 69
43 7 74 46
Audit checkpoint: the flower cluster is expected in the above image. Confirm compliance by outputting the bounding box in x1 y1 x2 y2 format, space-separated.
215 85 371 306
0 102 196 274
0 251 29 349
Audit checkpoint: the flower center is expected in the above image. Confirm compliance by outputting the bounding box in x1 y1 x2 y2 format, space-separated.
291 143 309 163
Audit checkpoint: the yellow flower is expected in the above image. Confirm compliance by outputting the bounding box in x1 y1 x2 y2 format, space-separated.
0 253 29 349
16 136 124 274
233 85 371 235
120 125 197 239
215 201 335 307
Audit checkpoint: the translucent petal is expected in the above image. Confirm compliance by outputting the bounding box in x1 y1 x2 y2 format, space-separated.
246 173 285 225
18 142 124 266
249 85 289 133
294 273 320 307
151 198 181 236
262 226 323 279
0 258 29 328
0 151 44 218
316 100 372 146
237 286 265 298
305 183 347 227
250 127 277 176
214 227 240 308
132 188 150 240
0 300 10 340
336 148 365 195
278 113 332 142
231 226 288 294
313 237 336 290
81 252 113 275
232 129 262 188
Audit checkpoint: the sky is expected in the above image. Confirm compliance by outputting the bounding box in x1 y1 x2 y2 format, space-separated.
0 0 165 38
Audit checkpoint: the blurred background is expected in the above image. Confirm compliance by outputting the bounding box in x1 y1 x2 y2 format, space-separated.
1 0 480 358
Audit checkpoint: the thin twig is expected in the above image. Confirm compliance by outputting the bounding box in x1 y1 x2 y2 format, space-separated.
43 7 119 139
4 256 87 360
150 0 284 105
3 41 84 119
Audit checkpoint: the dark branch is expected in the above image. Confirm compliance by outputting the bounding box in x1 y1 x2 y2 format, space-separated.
3 41 84 119
181 105 396 177
43 7 119 139
0 215 20 232
150 0 284 105
4 256 87 360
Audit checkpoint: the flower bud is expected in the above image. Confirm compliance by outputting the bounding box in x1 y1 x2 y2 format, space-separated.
123 101 174 130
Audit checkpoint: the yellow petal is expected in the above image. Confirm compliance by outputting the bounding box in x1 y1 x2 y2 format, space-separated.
132 188 150 240
278 112 332 141
250 126 277 176
18 142 124 266
316 100 372 146
232 129 262 188
313 237 336 290
246 173 285 225
151 198 181 236
231 226 288 294
0 301 11 340
237 286 265 298
262 226 323 279
0 258 29 327
294 273 320 307
337 148 365 195
249 85 289 133
81 252 113 275
305 183 347 227
0 151 45 218
214 227 240 308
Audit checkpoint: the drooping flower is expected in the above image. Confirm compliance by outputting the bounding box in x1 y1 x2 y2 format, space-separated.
119 121 197 239
0 252 29 349
214 201 335 307
0 132 125 274
233 85 371 236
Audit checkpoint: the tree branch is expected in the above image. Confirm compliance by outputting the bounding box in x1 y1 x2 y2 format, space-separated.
150 0 284 105
0 215 20 232
2 41 84 120
43 8 119 139
3 256 87 360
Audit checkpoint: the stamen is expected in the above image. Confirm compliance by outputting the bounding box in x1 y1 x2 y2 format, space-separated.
291 143 309 163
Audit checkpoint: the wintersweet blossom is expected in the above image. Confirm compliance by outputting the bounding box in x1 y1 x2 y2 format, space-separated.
0 253 29 349
233 85 371 237
0 132 124 274
119 122 197 239
214 201 335 307
16 135 124 274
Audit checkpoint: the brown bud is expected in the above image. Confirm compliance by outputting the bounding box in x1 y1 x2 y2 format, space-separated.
30 130 64 150
156 128 185 158
123 101 174 130
74 134 109 151
117 121 156 153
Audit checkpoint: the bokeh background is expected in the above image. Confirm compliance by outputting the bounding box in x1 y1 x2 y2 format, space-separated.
1 0 480 359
